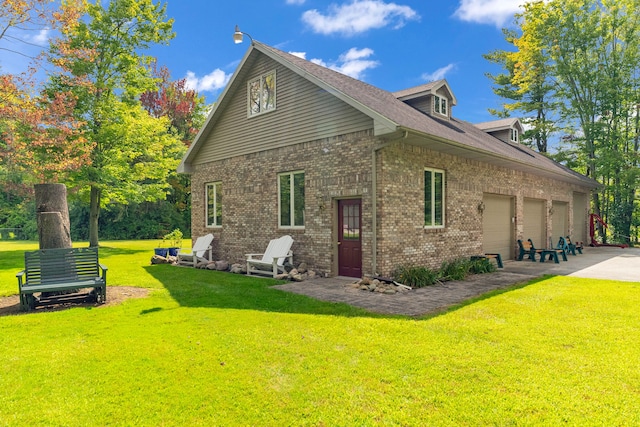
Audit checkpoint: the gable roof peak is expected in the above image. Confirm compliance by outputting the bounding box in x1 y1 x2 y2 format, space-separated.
475 117 524 133
393 79 457 106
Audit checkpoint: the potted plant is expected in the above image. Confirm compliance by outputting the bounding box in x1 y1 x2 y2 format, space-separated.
154 229 183 257
163 228 183 257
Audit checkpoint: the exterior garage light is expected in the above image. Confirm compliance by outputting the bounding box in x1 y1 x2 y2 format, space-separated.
233 25 253 44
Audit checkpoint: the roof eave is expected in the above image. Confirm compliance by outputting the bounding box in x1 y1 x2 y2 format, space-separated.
399 127 599 189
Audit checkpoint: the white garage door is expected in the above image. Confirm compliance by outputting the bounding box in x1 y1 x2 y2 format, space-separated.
552 201 568 246
573 193 588 243
482 194 514 260
523 198 545 248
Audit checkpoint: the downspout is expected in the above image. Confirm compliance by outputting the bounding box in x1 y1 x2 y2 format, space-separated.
371 131 407 275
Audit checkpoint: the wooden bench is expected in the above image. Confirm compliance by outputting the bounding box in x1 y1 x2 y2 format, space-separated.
565 236 583 255
553 236 571 256
470 253 503 268
531 238 567 263
517 239 566 263
16 247 107 311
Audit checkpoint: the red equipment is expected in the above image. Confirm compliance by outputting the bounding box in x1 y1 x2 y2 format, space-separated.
589 213 628 248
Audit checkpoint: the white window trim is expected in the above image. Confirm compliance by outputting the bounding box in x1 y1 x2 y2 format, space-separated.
205 182 222 228
424 167 445 229
433 95 448 117
511 128 519 143
278 170 305 229
247 70 276 118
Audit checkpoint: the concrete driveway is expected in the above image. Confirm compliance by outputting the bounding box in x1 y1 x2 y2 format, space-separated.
505 245 640 282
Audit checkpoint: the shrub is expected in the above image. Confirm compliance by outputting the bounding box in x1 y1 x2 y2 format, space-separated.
392 265 439 288
469 257 497 274
439 258 473 282
393 256 497 288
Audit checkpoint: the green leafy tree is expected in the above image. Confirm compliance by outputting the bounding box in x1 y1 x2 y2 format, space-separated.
47 0 179 247
0 0 85 234
484 25 558 153
139 63 209 235
489 0 640 244
141 62 208 145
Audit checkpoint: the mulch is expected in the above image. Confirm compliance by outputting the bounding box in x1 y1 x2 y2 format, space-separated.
0 286 150 317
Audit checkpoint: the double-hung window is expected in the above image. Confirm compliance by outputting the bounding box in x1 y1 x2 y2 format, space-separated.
206 182 222 227
248 70 276 116
511 128 519 143
433 95 448 116
425 168 445 228
279 171 305 228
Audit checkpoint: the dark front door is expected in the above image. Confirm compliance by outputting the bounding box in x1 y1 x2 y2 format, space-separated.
338 199 362 277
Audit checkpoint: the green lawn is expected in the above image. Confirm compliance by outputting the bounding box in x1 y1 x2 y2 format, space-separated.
1 241 639 425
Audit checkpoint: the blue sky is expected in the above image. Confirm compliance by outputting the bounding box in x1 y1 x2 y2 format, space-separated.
1 0 526 124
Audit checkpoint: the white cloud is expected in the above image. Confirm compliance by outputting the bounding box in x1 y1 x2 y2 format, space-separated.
453 0 524 27
184 69 231 93
286 0 306 4
421 64 456 82
302 0 419 36
304 47 379 80
30 27 51 45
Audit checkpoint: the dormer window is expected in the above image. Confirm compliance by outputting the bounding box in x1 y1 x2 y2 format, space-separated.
393 80 456 118
248 70 276 117
511 128 519 143
433 95 448 117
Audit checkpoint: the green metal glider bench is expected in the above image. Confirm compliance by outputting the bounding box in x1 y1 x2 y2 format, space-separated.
16 247 107 311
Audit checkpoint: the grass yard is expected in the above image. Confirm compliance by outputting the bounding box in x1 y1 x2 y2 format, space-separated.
1 240 639 425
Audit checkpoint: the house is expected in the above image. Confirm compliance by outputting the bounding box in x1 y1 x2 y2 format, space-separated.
178 41 599 278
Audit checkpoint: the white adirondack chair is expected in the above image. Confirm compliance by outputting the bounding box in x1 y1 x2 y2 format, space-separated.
245 235 294 278
177 233 214 267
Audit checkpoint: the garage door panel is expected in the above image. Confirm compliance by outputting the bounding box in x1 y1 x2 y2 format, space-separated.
523 199 545 248
573 193 587 243
482 194 514 260
552 201 568 245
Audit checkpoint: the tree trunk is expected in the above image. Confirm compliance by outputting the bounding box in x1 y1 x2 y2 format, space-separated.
89 185 101 247
35 183 72 249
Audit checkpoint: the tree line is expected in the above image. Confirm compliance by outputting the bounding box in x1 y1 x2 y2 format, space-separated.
1 0 207 244
485 0 639 245
2 0 637 245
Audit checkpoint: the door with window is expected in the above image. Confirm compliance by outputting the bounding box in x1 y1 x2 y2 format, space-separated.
338 199 362 277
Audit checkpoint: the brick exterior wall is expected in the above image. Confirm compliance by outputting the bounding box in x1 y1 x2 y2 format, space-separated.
375 142 592 274
190 130 377 277
189 130 593 278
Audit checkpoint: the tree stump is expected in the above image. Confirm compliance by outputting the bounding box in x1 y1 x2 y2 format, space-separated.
37 212 72 249
35 183 74 298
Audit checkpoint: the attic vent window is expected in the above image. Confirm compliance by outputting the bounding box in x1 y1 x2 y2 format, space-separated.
511 128 519 143
248 70 276 117
433 95 448 117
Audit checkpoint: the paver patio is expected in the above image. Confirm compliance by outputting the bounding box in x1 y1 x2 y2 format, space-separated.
273 246 640 316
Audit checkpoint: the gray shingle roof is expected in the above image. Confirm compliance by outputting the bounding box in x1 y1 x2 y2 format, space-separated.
475 118 520 131
392 81 441 98
184 41 597 188
255 42 597 188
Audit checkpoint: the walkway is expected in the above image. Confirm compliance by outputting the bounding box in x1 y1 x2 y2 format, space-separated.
273 246 640 317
